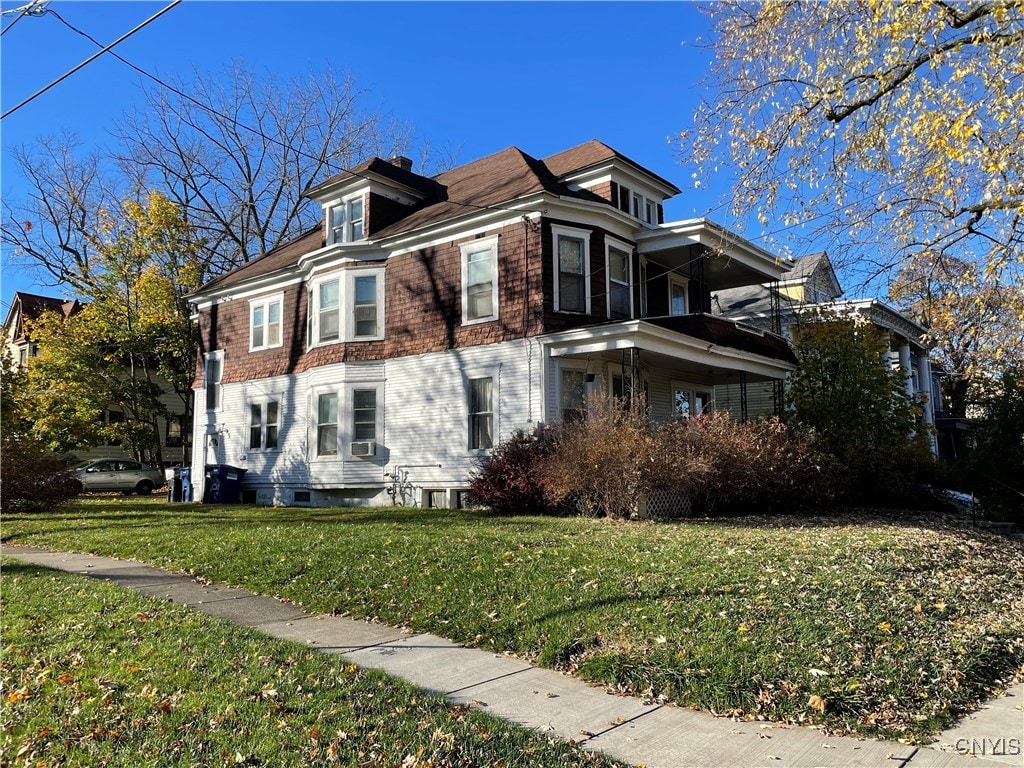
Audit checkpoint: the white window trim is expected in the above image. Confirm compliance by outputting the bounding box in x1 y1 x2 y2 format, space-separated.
312 387 340 460
671 380 714 419
247 397 281 452
310 383 385 461
326 193 366 245
552 224 592 314
465 366 499 455
249 293 284 352
348 267 386 341
555 360 592 422
204 350 224 412
346 382 383 457
308 268 386 348
605 237 634 320
669 274 690 316
460 235 500 326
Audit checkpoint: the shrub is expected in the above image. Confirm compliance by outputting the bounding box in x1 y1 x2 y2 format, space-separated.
962 369 1024 521
787 315 938 502
657 413 837 514
0 437 81 512
467 425 561 515
542 400 655 520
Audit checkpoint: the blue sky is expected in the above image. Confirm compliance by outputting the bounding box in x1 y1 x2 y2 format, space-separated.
1 1 745 315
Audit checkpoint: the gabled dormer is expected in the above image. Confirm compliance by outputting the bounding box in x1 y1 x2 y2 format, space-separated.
778 252 843 304
305 156 442 245
543 140 681 226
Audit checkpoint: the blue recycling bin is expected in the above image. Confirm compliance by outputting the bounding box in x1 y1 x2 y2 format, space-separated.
180 467 193 502
202 464 247 504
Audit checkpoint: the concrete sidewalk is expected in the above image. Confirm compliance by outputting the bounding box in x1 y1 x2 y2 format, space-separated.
4 545 1021 768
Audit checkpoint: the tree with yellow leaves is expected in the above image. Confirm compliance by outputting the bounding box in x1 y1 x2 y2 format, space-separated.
25 193 202 465
687 1 1023 293
889 252 1024 416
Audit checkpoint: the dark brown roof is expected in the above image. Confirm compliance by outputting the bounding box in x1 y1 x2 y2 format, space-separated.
372 146 597 239
307 157 442 199
195 141 667 295
543 139 682 194
4 292 83 341
198 228 323 293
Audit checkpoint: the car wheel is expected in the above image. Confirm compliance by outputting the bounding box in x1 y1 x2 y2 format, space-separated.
135 480 155 496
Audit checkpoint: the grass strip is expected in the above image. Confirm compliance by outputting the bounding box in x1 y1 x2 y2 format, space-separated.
0 558 624 767
4 499 1023 742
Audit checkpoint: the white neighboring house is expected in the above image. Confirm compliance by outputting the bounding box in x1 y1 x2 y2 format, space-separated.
188 140 798 507
712 252 941 454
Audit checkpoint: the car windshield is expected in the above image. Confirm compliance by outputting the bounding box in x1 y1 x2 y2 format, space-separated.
73 461 94 470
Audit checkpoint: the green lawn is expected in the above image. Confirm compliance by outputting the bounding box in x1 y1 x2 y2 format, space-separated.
1 559 625 767
4 498 1023 742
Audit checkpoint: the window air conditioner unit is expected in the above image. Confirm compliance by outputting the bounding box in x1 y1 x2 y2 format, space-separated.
350 441 376 457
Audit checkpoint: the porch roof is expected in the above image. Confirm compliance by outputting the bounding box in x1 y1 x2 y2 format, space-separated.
542 315 796 381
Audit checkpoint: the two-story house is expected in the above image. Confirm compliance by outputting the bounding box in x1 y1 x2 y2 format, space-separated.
712 252 942 453
188 140 796 507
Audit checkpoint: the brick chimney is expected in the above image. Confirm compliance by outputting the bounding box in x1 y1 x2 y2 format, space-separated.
389 155 413 172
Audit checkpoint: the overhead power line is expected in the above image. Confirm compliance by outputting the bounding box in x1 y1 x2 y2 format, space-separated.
1 0 181 119
1 0 47 37
36 6 539 219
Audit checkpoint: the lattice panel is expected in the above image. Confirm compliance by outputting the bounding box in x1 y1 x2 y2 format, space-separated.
645 488 692 519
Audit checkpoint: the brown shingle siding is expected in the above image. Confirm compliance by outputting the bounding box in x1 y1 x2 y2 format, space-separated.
195 221 544 383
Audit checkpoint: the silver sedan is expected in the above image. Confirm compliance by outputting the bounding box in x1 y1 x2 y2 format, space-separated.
73 459 166 496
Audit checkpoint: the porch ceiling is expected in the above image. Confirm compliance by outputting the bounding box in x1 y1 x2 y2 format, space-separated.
636 219 790 291
542 316 796 382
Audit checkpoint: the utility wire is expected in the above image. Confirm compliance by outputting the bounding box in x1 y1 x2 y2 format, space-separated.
41 6 544 219
2 0 181 119
0 0 44 36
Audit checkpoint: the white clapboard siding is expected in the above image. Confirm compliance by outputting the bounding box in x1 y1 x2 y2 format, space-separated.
191 338 539 505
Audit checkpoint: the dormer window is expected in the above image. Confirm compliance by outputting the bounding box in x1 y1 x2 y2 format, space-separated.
328 196 365 244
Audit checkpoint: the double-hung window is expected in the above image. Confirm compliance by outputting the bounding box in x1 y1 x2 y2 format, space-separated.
461 236 499 324
353 275 378 338
468 377 493 450
316 393 338 456
669 276 689 316
204 352 223 411
352 389 377 442
607 242 632 319
318 279 340 342
250 295 282 351
249 401 279 450
328 197 365 244
552 225 591 314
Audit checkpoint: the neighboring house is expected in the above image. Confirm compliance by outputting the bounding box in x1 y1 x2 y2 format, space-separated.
712 252 942 454
188 140 797 508
2 290 190 464
3 292 81 368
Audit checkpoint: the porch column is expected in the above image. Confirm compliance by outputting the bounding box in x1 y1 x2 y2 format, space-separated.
898 343 913 396
919 357 935 427
919 356 939 456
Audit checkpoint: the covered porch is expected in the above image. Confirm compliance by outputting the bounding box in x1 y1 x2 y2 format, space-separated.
540 315 796 423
